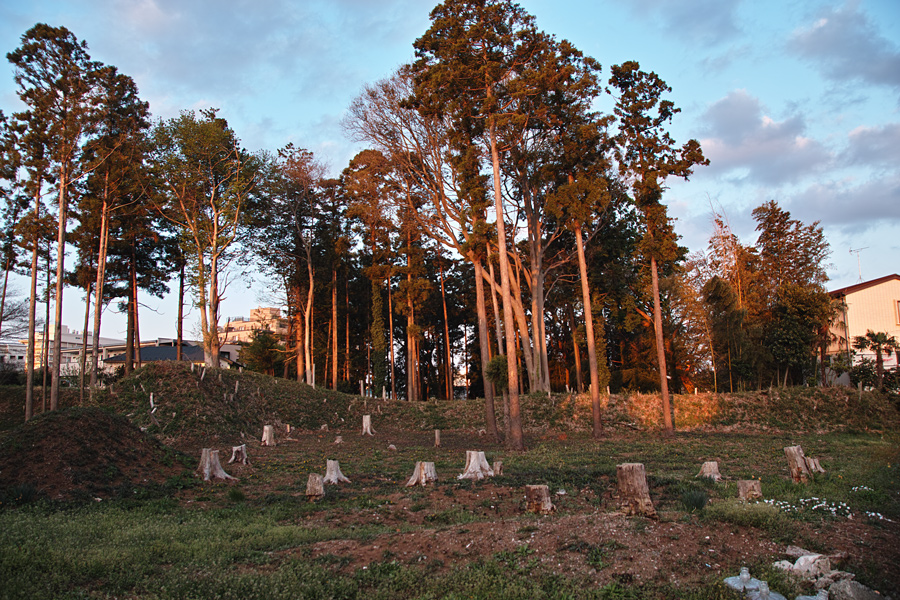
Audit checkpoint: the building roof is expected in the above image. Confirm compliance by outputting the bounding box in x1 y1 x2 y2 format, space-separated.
829 274 900 298
104 345 207 363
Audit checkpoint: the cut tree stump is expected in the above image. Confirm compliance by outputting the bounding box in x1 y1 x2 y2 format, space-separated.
616 463 657 519
493 460 503 476
323 460 351 484
737 479 763 501
362 415 375 435
434 429 441 447
405 461 438 487
228 444 250 465
697 461 722 482
334 435 343 444
196 449 237 481
306 473 325 500
785 445 824 483
805 456 826 475
458 450 494 480
261 425 276 446
525 484 556 514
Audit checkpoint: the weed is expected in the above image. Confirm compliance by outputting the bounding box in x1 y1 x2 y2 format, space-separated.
227 488 247 503
680 486 710 512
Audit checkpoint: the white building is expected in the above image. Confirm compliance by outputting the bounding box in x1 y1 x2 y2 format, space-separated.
17 325 124 373
828 273 900 370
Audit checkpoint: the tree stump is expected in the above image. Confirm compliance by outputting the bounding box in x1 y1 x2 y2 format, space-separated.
785 445 814 483
805 456 826 475
434 429 441 447
306 473 325 500
323 460 350 484
616 463 657 518
737 479 763 501
196 449 237 481
525 484 555 514
697 461 722 482
405 461 438 487
362 415 375 435
334 435 343 444
493 460 503 476
228 444 250 465
261 425 276 446
458 450 494 480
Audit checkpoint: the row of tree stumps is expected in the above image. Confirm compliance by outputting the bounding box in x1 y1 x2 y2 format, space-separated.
196 415 826 522
616 444 827 519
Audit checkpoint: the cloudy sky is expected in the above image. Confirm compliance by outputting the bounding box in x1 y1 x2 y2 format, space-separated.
1 0 898 340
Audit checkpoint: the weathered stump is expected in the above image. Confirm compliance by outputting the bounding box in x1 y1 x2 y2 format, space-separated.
434 429 441 447
525 484 556 514
493 460 503 476
228 444 250 465
805 456 826 475
261 425 276 446
196 449 237 481
697 461 722 482
616 463 657 518
362 415 375 435
785 445 821 483
458 450 494 480
334 435 344 444
405 461 438 487
306 473 325 500
737 479 763 501
323 460 351 484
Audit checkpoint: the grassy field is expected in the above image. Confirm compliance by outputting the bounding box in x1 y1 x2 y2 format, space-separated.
0 365 898 599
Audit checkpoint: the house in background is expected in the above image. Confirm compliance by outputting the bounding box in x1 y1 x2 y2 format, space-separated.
220 307 289 344
827 274 900 381
103 339 242 371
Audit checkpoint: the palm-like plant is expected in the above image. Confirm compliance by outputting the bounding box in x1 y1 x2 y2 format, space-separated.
853 330 899 390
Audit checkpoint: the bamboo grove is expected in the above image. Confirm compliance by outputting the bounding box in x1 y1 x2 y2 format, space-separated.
0 3 837 448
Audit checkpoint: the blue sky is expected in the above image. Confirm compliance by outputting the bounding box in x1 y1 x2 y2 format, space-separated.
1 0 898 340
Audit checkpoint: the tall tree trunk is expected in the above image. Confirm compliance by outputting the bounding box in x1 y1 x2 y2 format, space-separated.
0 252 11 338
25 231 39 421
207 252 221 367
488 119 523 450
388 276 396 400
567 303 583 393
439 261 452 400
650 256 673 434
345 279 350 383
50 167 70 412
575 222 602 438
125 286 134 375
406 284 418 401
176 261 184 361
304 252 314 386
473 260 499 440
133 264 142 370
42 253 50 412
331 268 338 389
90 195 110 391
79 278 91 403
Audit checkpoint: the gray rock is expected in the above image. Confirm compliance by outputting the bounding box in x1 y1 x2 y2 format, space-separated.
829 580 882 600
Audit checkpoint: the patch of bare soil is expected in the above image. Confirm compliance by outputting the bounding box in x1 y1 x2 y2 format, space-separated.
0 407 189 501
294 490 899 592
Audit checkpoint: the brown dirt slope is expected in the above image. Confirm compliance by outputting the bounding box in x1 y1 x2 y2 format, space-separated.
0 406 189 502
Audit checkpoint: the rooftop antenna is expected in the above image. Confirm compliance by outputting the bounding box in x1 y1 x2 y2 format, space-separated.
849 247 868 282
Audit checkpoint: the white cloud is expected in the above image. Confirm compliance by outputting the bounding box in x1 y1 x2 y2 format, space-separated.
626 0 742 45
845 123 900 169
788 174 900 231
698 90 832 185
788 3 900 90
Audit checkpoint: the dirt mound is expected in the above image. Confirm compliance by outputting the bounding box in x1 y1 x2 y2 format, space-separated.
0 407 189 502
